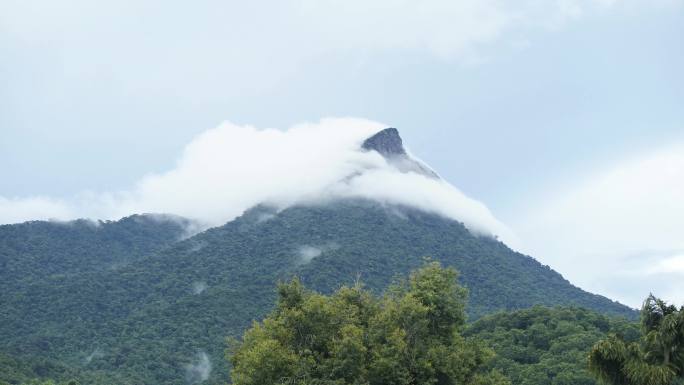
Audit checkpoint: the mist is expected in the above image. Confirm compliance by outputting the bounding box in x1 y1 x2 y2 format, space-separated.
192 281 208 295
297 243 340 264
84 348 105 364
184 351 211 383
0 118 515 245
298 246 323 263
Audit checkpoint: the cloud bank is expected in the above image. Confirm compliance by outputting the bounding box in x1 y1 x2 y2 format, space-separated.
516 142 684 307
0 118 515 245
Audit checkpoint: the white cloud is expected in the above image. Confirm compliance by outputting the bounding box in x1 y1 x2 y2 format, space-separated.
331 169 516 242
297 243 340 264
116 118 384 224
192 281 208 295
298 246 323 264
184 351 211 383
0 118 516 246
516 142 684 307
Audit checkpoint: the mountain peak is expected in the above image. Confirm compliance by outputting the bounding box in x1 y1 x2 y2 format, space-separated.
361 127 439 179
362 127 406 156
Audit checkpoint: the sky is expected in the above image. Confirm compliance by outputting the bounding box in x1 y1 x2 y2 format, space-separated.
1 0 683 308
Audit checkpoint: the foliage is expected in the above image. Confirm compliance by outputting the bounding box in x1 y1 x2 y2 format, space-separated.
466 306 639 385
0 352 82 385
229 262 509 385
0 200 636 384
0 214 188 291
588 295 684 385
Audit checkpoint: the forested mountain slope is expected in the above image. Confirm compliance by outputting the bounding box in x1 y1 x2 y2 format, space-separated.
0 214 189 283
0 200 635 384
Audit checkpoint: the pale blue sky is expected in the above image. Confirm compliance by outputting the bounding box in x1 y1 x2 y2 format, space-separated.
1 0 683 307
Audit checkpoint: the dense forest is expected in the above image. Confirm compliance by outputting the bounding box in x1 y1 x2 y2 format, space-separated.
466 306 640 384
228 264 682 385
0 201 636 384
6 263 679 385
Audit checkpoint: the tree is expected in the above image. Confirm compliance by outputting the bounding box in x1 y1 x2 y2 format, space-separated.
227 261 510 385
588 295 684 385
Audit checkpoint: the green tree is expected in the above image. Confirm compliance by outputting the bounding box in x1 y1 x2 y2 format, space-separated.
228 261 510 385
588 295 684 385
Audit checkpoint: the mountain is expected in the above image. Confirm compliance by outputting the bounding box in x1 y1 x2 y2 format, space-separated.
0 202 634 384
0 214 191 384
0 128 636 384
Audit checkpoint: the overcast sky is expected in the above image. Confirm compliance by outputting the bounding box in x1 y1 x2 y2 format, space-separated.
1 0 683 308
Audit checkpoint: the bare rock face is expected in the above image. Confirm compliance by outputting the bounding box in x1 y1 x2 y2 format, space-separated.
361 127 407 156
361 128 439 179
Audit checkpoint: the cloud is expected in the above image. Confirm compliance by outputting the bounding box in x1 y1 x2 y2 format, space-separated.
192 281 208 295
117 118 383 224
298 246 323 264
516 142 684 307
84 348 105 364
331 169 516 242
184 351 211 383
0 118 516 246
297 243 340 264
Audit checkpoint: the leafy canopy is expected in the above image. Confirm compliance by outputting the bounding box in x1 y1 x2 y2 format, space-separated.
467 305 639 385
228 261 509 385
589 295 684 385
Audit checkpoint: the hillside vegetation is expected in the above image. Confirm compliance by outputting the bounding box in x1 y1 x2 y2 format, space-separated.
466 306 639 384
0 200 635 384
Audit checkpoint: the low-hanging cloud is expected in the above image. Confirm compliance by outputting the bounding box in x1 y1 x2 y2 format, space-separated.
84 348 105 364
192 281 208 295
0 118 516 245
297 243 340 264
184 351 211 383
298 246 323 264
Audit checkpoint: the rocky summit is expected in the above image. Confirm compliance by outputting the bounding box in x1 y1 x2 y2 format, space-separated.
362 127 439 179
362 127 407 156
